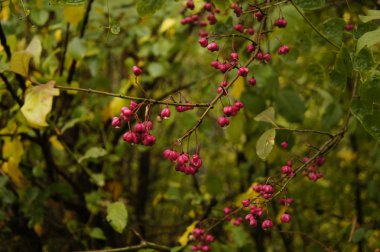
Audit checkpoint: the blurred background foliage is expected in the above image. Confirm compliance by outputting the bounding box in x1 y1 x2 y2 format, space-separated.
0 0 379 251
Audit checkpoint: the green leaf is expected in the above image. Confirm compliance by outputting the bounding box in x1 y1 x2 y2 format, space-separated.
136 0 166 16
320 18 345 46
276 90 306 123
359 10 380 23
68 37 86 60
354 48 375 71
256 129 276 160
335 46 352 77
357 28 380 53
89 227 106 240
293 0 325 10
111 23 121 35
351 73 380 141
106 202 128 233
322 103 342 130
147 62 165 78
26 36 42 67
78 147 107 163
30 10 49 26
329 69 347 91
254 107 277 126
352 228 366 243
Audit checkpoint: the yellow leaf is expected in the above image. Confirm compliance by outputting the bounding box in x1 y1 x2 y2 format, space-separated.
230 76 245 99
234 182 262 207
63 4 85 26
3 137 24 160
9 51 33 77
21 81 60 128
159 18 176 33
49 136 64 151
1 157 25 187
25 36 42 67
178 221 198 246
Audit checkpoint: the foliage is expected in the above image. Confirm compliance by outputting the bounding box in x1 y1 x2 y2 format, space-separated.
0 0 379 251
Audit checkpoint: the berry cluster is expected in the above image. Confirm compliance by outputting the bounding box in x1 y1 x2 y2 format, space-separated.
302 156 326 182
217 101 244 127
252 183 275 199
163 150 203 175
191 228 215 252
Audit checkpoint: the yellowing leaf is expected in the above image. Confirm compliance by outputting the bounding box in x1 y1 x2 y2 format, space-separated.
1 158 26 187
234 182 262 207
178 221 198 246
49 136 64 151
159 18 176 33
3 137 24 160
9 51 33 76
25 36 42 67
63 4 85 25
230 76 245 99
21 81 60 128
256 128 276 160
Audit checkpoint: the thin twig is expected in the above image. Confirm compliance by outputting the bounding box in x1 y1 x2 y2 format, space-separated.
0 73 23 106
275 127 334 138
74 241 171 252
290 0 340 49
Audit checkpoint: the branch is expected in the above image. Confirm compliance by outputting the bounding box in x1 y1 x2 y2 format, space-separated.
0 73 23 106
75 241 171 252
36 82 210 107
290 0 340 49
67 0 94 83
275 127 334 138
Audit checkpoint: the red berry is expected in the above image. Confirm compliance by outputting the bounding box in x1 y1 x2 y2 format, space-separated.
199 21 207 27
211 60 220 69
220 80 228 87
281 141 289 149
123 132 137 144
207 42 219 52
132 66 142 76
111 117 121 128
281 165 292 175
121 106 133 116
234 101 244 109
237 67 249 77
255 12 264 21
246 27 255 35
199 30 209 37
204 234 214 243
249 77 256 86
186 0 194 10
234 23 244 33
198 37 208 47
247 44 256 53
261 219 273 230
223 106 234 117
345 23 354 31
206 13 217 25
142 134 156 146
280 213 291 223
263 53 271 62
223 207 231 215
217 116 230 127
278 45 290 55
133 123 146 133
160 107 171 119
230 52 239 61
204 2 212 11
163 149 172 159
242 199 250 207
130 101 138 110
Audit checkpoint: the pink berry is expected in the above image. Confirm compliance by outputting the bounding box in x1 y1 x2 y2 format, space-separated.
281 141 288 149
160 107 171 119
234 23 244 33
132 66 142 76
345 23 354 31
193 228 204 238
130 101 138 110
278 45 290 55
280 213 291 223
255 12 264 21
207 13 217 25
249 77 256 86
201 245 211 252
111 117 121 128
234 101 244 109
123 132 137 144
223 207 231 215
217 116 230 127
247 44 256 53
163 149 172 159
261 219 273 230
204 2 212 11
199 21 207 27
220 80 228 87
237 67 249 77
133 123 146 133
199 30 209 37
263 53 271 62
142 134 156 146
207 42 219 52
242 199 250 207
191 245 200 251
223 106 234 117
246 27 255 35
121 106 133 117
145 120 153 130
186 0 194 10
230 52 239 61
204 234 214 243
281 165 292 175
211 60 220 69
199 37 208 47
274 18 287 28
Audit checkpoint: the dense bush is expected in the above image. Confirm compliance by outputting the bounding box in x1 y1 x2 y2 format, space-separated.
0 0 379 251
